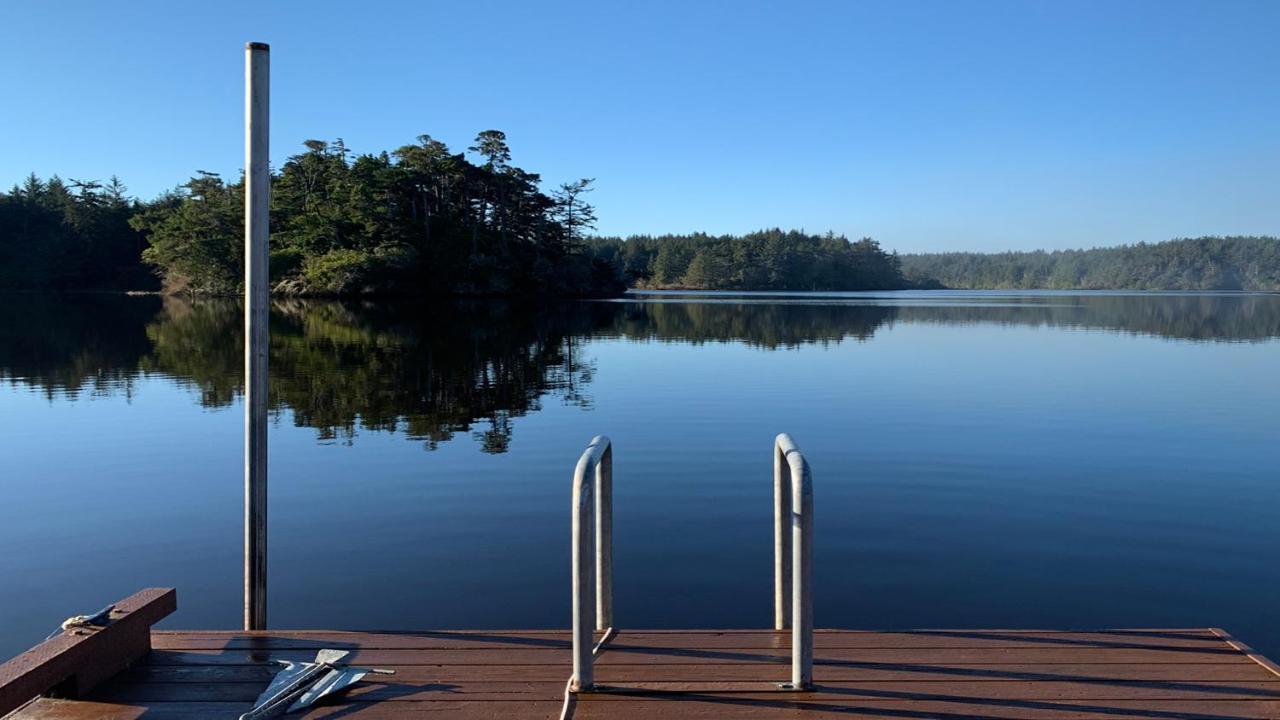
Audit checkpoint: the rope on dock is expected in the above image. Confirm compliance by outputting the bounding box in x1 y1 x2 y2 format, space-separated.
44 605 115 641
559 626 616 720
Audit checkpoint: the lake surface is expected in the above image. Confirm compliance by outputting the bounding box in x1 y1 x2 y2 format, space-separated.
2 290 1278 661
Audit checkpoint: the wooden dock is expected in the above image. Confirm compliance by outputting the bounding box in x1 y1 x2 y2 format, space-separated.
5 592 1280 719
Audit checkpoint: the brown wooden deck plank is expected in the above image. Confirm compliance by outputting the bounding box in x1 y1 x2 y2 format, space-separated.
88 678 1280 702
17 697 1280 720
8 698 563 719
8 628 1280 720
117 661 1280 684
134 646 1255 667
151 629 1228 650
572 699 1280 719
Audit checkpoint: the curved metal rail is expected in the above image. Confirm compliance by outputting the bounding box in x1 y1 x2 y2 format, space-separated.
570 433 813 692
570 435 613 692
774 433 814 689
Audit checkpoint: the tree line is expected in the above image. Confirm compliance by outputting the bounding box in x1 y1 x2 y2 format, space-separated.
1 131 622 296
0 174 157 291
588 229 912 290
4 145 1277 295
0 159 916 293
901 236 1280 291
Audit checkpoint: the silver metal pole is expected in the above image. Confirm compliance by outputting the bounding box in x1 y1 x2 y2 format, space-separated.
243 41 270 632
595 439 613 630
570 445 596 691
773 436 791 630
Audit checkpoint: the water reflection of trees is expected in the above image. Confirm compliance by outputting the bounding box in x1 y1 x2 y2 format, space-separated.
883 294 1280 343
602 301 892 348
142 298 606 450
0 295 160 398
2 293 1276 451
606 294 1280 345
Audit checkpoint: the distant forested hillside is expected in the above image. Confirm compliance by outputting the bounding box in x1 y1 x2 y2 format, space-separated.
0 132 622 296
590 230 910 291
901 237 1280 291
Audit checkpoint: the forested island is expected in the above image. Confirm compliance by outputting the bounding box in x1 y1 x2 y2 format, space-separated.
1 132 1277 295
0 131 909 296
0 132 623 296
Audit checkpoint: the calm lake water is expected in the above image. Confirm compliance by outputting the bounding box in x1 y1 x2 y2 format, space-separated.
2 291 1278 661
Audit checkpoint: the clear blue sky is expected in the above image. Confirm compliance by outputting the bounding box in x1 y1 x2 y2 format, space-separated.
2 0 1276 252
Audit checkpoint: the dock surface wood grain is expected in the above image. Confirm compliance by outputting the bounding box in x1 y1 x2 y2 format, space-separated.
5 627 1280 719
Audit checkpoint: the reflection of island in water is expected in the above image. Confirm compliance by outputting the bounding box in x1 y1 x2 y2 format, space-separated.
3 292 1277 451
141 298 608 452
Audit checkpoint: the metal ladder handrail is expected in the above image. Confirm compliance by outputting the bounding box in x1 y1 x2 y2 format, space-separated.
774 432 814 689
570 433 813 693
570 435 613 692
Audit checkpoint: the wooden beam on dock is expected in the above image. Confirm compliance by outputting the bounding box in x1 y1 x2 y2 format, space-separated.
0 588 175 717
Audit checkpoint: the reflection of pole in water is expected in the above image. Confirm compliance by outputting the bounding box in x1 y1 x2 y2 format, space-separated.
244 41 270 631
